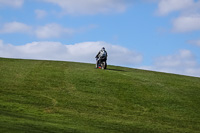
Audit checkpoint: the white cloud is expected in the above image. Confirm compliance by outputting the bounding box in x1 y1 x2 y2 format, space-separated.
35 9 47 19
140 49 200 77
0 0 24 8
0 22 32 34
156 0 194 16
0 40 142 67
188 39 200 46
41 0 131 15
172 15 200 32
153 0 200 33
35 23 75 39
0 22 78 39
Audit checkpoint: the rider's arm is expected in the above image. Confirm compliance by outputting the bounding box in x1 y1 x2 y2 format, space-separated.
95 51 100 58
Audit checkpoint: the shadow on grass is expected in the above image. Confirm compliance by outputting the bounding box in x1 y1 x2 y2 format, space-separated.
106 68 127 72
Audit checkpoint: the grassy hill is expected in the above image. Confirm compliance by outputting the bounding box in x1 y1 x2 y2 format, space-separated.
0 57 200 133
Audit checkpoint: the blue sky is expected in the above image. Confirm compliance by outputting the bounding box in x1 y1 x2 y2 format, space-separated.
0 0 200 77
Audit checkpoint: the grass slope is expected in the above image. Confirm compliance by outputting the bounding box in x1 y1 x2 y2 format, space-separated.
0 58 200 133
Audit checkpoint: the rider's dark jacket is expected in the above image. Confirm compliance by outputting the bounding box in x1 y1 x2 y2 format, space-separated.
96 50 108 60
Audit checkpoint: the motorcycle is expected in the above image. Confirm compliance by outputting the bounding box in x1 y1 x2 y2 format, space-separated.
96 57 107 69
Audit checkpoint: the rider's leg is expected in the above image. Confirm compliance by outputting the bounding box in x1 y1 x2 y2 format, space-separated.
96 59 99 68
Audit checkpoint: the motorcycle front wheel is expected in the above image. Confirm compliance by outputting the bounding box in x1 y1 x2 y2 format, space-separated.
101 62 106 69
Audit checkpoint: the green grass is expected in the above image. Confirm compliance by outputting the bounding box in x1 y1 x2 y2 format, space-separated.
0 57 200 133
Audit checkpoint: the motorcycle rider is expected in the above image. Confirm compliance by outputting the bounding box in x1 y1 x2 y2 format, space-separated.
95 47 108 68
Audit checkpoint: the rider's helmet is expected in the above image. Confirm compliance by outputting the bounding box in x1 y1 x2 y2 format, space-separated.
101 47 105 51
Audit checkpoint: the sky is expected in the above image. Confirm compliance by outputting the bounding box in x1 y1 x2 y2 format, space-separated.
0 0 200 77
